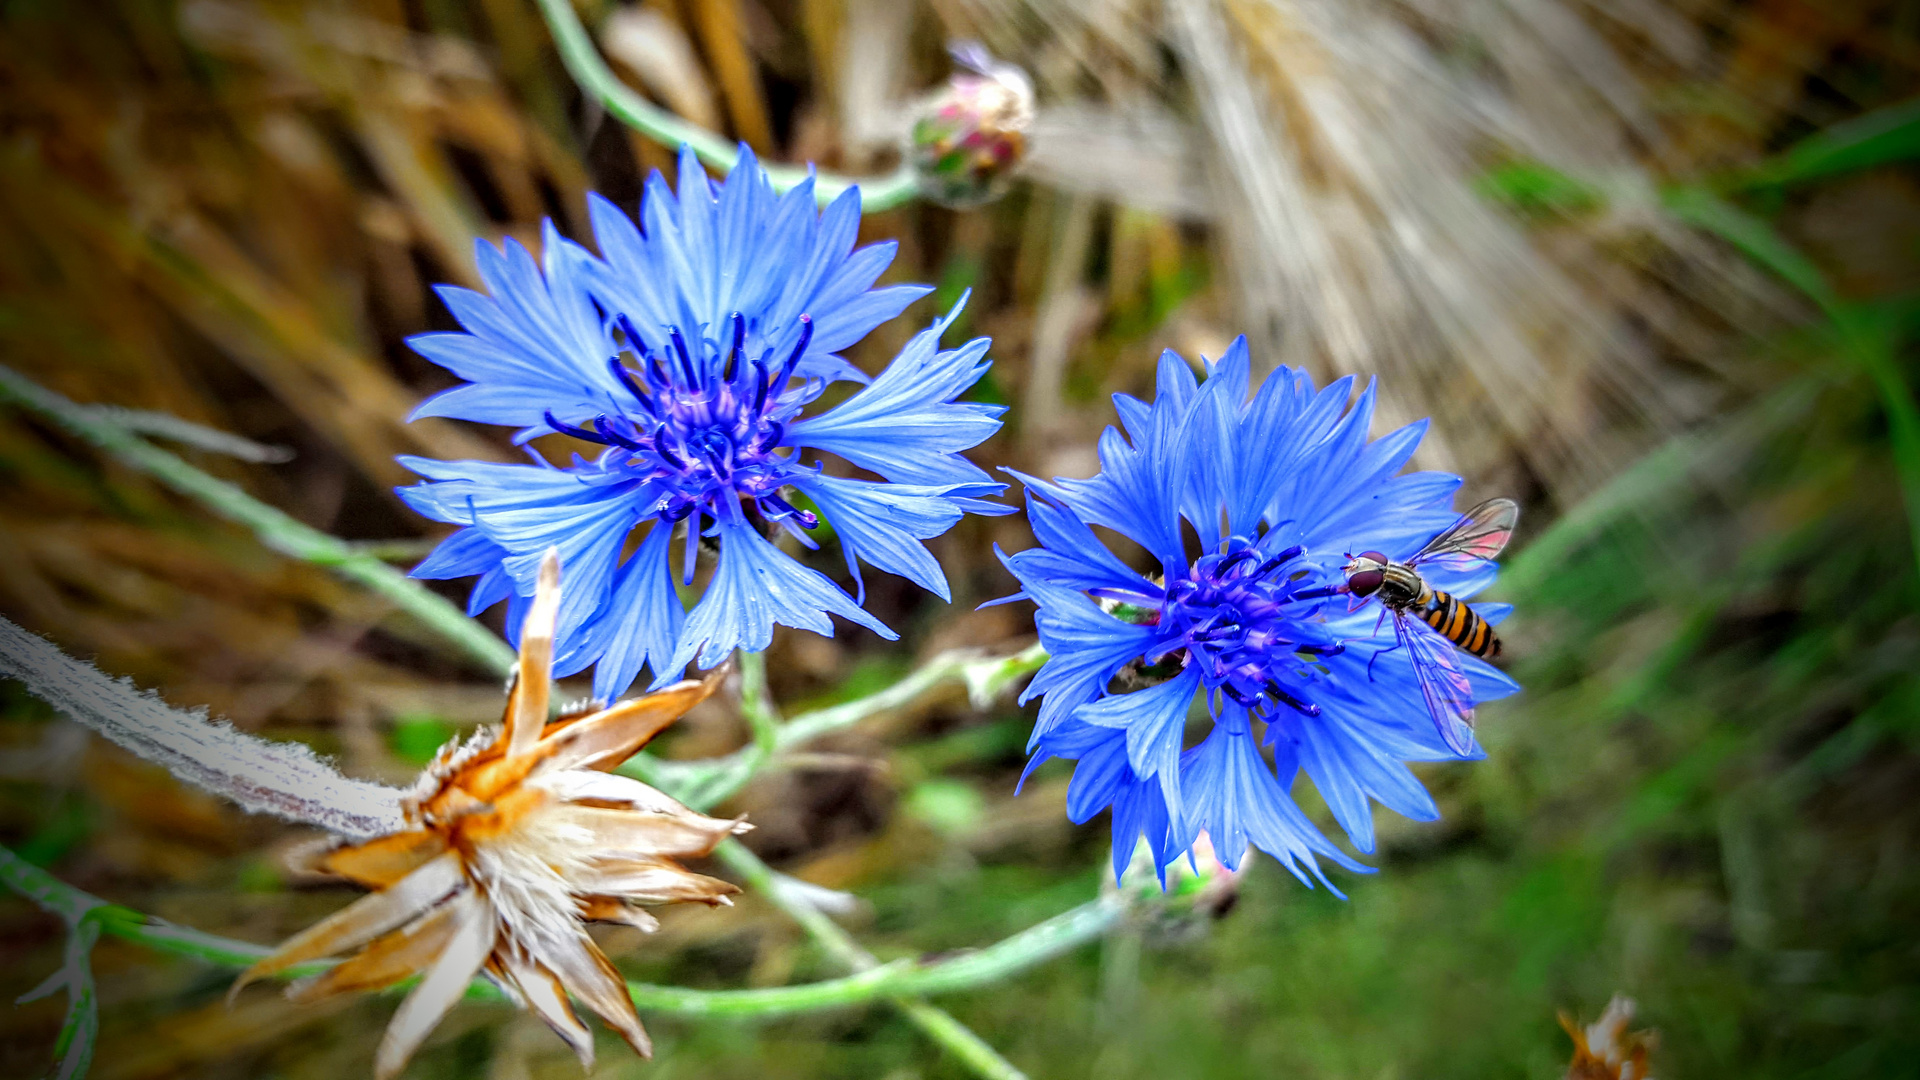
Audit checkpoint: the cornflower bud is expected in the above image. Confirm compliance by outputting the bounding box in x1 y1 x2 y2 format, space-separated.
909 42 1035 208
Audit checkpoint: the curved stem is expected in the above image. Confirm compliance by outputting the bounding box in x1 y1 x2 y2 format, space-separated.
0 845 1121 1020
0 617 407 839
0 366 517 678
622 643 1048 804
531 0 920 213
701 680 1038 1080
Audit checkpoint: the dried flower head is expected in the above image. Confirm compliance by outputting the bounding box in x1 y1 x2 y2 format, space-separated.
909 42 1035 208
231 551 748 1078
1561 996 1657 1080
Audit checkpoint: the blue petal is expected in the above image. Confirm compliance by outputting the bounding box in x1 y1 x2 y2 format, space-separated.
1000 548 1161 743
787 299 1003 485
410 527 506 581
561 522 685 699
1287 713 1440 854
1076 666 1203 821
667 515 897 674
1012 488 1158 597
1108 769 1175 884
1173 721 1368 893
791 473 1005 603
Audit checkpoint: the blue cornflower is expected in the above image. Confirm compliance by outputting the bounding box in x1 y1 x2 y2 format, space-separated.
1000 338 1519 889
400 146 1010 699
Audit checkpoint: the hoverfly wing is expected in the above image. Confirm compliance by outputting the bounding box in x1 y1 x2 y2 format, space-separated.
1409 497 1519 571
1397 613 1479 756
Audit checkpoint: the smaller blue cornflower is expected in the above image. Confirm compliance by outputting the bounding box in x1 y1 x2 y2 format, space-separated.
1000 339 1519 888
400 146 1010 699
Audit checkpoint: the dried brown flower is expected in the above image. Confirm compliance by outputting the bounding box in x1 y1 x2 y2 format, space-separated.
232 551 747 1078
1561 996 1657 1080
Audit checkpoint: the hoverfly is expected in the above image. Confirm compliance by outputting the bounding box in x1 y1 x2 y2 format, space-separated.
1342 498 1519 756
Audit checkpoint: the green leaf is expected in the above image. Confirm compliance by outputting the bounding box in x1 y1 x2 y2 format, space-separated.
1659 184 1837 309
387 713 459 766
1737 95 1920 190
905 778 987 837
1475 161 1606 220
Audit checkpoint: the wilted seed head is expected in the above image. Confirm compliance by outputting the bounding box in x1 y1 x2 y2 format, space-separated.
231 550 748 1079
1560 996 1657 1080
909 41 1035 208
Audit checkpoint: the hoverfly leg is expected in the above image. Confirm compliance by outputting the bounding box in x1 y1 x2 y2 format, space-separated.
1363 639 1404 682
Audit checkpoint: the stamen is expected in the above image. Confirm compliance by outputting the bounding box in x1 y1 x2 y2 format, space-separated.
1217 549 1257 576
1265 682 1323 717
1223 684 1262 707
668 326 699 387
1255 545 1305 576
608 356 654 410
751 359 771 412
774 314 813 387
598 424 647 453
1289 585 1344 601
760 492 819 529
616 314 650 357
722 312 746 381
543 410 610 446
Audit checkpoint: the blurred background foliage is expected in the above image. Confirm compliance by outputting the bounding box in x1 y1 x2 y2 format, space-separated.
2 0 1919 1077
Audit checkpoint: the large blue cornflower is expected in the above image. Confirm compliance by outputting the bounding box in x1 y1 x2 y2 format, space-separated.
1001 339 1519 889
400 146 1009 699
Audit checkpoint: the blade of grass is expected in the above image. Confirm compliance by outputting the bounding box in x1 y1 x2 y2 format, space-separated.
1733 95 1920 190
1661 186 1920 585
0 366 516 676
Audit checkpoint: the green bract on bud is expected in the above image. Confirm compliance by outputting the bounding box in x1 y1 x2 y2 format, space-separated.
1111 830 1242 924
909 42 1035 208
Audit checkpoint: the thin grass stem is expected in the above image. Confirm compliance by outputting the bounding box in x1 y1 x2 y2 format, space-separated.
0 366 517 677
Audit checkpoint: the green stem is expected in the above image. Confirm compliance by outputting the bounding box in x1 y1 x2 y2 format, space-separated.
891 1001 1030 1080
622 643 1048 809
659 645 1050 1077
0 366 516 677
531 0 919 212
712 838 1037 1079
778 643 1047 751
0 844 1119 1021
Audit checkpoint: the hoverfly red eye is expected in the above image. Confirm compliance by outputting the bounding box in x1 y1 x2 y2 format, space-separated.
1358 550 1388 565
1347 568 1385 597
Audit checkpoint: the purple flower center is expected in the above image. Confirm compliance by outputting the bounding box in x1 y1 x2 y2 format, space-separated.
545 311 818 530
1157 539 1345 715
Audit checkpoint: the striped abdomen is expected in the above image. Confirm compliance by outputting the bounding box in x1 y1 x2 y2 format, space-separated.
1417 589 1502 659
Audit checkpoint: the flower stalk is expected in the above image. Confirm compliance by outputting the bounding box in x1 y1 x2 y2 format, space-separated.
0 843 1122 1020
0 616 407 839
531 0 918 212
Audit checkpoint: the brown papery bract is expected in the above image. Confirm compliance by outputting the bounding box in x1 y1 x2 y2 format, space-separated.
231 550 746 1079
